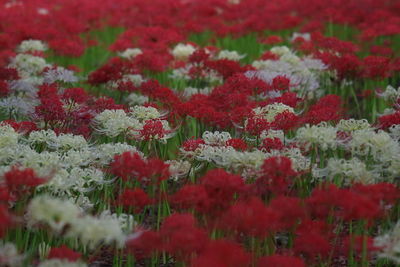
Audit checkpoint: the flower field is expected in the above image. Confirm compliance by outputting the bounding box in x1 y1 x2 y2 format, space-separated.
1 0 400 266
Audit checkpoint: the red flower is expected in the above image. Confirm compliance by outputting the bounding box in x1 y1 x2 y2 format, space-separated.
190 239 251 267
182 138 205 152
139 119 167 141
169 184 210 213
160 213 209 260
257 255 305 267
0 205 13 237
260 138 284 152
118 188 152 213
48 245 81 262
218 197 278 238
126 230 162 260
226 138 247 150
111 152 169 184
272 76 290 91
378 111 400 129
200 169 244 213
269 196 305 231
256 156 297 195
4 166 46 190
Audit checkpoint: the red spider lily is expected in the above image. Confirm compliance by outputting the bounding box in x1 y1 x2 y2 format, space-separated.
190 239 251 267
118 188 153 213
2 120 38 134
218 197 279 238
260 137 284 152
126 230 162 260
111 152 170 184
256 156 298 195
0 205 13 238
200 169 244 214
226 138 247 150
269 196 306 231
48 245 81 262
169 184 210 213
3 166 46 201
35 84 66 125
0 81 9 97
182 138 205 152
293 220 332 258
378 111 400 129
303 94 343 125
160 213 209 260
139 119 167 141
61 87 89 104
272 76 291 91
257 254 305 267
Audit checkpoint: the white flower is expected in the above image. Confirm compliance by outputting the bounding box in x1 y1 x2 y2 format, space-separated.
67 215 126 250
260 129 285 141
337 119 371 132
126 92 149 106
28 129 57 146
38 259 87 267
99 210 136 233
118 48 142 59
51 133 88 151
93 109 140 138
312 157 377 185
0 242 24 267
0 124 19 149
296 122 337 150
27 195 81 232
129 106 161 121
43 67 78 84
171 43 196 60
166 160 191 180
252 103 295 123
217 50 246 61
349 129 399 161
9 53 50 78
374 221 400 264
290 32 311 42
202 131 231 146
91 143 142 165
17 40 47 53
270 46 292 56
377 85 400 101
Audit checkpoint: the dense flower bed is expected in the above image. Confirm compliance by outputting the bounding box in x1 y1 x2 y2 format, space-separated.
1 0 400 266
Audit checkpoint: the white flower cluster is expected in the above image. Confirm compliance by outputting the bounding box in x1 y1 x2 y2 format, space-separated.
181 131 309 178
296 122 338 151
182 86 212 99
118 48 143 60
170 63 223 84
108 73 145 89
27 195 129 250
251 103 295 123
312 157 377 185
126 92 149 106
17 39 48 53
248 45 328 94
217 50 246 61
166 160 191 180
9 53 50 82
0 127 140 199
93 106 172 142
374 221 400 264
171 43 196 61
0 242 24 267
377 85 400 102
38 259 87 267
